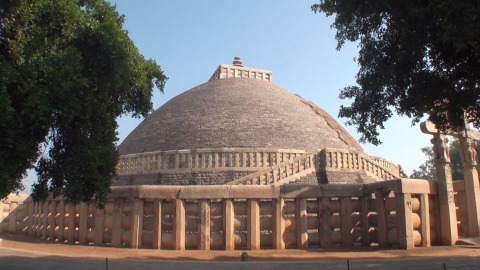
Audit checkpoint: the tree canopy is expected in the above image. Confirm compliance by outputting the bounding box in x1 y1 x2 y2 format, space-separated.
409 146 436 180
410 138 480 180
0 0 167 206
312 1 480 145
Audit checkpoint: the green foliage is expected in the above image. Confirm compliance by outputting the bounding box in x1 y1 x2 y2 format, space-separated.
398 165 408 178
0 0 167 207
410 147 436 180
410 138 480 180
449 139 463 181
449 138 480 180
312 1 480 145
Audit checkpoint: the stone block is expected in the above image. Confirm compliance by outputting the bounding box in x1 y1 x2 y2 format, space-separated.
229 186 280 199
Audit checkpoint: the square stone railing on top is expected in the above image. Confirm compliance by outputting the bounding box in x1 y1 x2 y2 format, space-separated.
116 148 401 186
116 148 306 175
2 179 440 250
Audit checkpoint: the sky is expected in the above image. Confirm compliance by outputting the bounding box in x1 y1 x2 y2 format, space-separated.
23 1 432 190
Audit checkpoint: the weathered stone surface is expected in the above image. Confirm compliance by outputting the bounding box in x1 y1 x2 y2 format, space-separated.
119 78 363 155
113 171 253 186
280 185 363 198
229 186 280 199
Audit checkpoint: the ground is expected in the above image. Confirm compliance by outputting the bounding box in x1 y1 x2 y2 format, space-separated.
1 233 480 269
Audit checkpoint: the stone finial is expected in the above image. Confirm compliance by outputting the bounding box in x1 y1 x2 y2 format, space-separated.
233 56 244 67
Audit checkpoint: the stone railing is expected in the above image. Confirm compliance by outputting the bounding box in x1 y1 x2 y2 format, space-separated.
364 179 439 249
453 180 468 237
4 179 440 250
321 148 400 181
370 156 400 176
226 152 317 185
0 194 29 234
209 64 272 82
117 148 305 175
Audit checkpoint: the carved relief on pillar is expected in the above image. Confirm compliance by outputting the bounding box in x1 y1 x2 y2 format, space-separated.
460 137 477 168
431 134 450 163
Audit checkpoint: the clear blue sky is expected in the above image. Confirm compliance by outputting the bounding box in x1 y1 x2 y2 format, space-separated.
23 1 432 190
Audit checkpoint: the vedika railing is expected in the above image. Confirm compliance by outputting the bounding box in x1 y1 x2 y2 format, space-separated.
2 179 439 251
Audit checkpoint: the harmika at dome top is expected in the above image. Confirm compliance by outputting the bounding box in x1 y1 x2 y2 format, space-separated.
119 63 363 155
115 57 400 186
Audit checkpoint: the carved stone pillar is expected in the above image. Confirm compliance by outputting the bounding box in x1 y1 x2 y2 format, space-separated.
431 134 458 245
459 136 480 236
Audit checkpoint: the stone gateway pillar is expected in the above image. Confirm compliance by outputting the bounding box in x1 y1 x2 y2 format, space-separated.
459 134 480 236
421 122 458 245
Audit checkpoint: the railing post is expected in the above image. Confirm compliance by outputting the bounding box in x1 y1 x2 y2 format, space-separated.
296 198 308 249
42 200 48 240
175 199 185 250
224 199 235 250
396 193 414 249
78 203 88 245
95 208 105 246
8 202 18 233
152 200 162 249
214 153 219 168
67 203 75 243
111 199 123 247
341 197 353 247
247 199 260 250
47 201 55 240
208 153 213 168
33 202 39 236
36 202 42 238
199 200 211 250
361 195 371 246
28 201 34 236
273 198 285 249
375 193 388 248
319 198 331 248
131 198 144 248
57 200 65 242
420 194 431 247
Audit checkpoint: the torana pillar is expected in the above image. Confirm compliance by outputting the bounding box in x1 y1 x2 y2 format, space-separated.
422 121 458 245
459 135 480 236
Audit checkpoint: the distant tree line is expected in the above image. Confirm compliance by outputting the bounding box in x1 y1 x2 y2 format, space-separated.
410 138 480 180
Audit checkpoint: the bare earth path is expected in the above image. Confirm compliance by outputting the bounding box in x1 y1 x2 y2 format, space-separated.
1 233 480 270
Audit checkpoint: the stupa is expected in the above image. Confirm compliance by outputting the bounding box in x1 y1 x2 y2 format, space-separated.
115 57 400 186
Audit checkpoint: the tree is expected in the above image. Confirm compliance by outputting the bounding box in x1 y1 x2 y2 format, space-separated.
0 0 167 206
398 165 408 178
448 138 480 180
409 138 480 180
312 1 480 145
409 146 436 180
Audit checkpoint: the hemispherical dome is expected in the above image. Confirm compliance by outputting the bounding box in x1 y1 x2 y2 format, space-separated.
119 78 363 155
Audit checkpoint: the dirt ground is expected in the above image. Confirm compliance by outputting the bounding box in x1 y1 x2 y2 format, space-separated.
1 233 479 261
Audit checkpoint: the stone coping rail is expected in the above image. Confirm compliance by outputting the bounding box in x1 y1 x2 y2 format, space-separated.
225 152 317 185
321 148 400 180
2 179 442 251
117 148 306 175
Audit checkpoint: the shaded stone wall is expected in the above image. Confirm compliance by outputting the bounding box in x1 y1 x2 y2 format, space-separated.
114 171 254 186
317 170 379 185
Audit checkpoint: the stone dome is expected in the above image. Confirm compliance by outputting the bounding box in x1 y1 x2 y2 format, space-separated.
119 77 364 155
114 59 400 187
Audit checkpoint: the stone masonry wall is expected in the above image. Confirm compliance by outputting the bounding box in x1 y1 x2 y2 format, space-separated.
113 171 254 186
317 170 378 185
